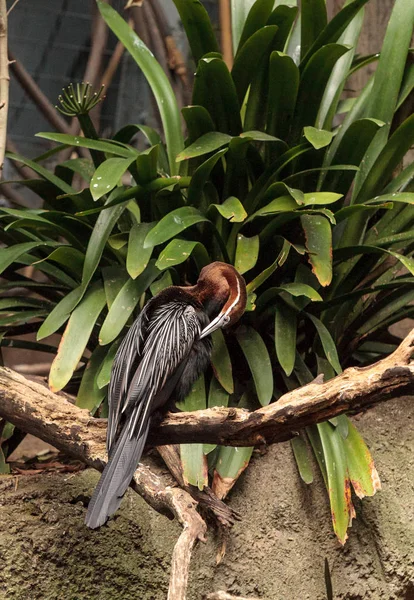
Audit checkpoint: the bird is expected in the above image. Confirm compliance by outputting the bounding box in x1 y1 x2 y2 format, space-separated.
85 261 247 529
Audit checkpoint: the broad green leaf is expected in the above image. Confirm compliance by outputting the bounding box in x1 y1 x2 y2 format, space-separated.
248 195 298 221
363 0 414 125
321 118 384 194
135 145 160 185
150 270 173 296
76 345 108 412
102 267 129 309
97 2 184 174
193 57 242 136
210 197 247 223
58 158 95 183
37 286 83 340
357 288 414 336
176 132 232 162
301 0 327 59
291 435 314 484
305 313 342 375
212 445 254 499
292 44 349 141
113 123 169 173
301 214 332 286
267 52 299 140
275 299 297 377
0 309 49 326
90 157 135 201
0 241 60 275
155 239 199 270
97 339 122 389
0 297 49 310
187 148 227 207
267 5 298 52
211 329 234 394
344 420 381 498
179 374 208 490
34 246 84 278
236 0 275 54
301 0 368 67
49 282 106 392
302 192 342 206
82 197 127 287
235 234 259 274
171 0 219 65
317 422 353 545
355 114 414 203
303 126 334 150
144 207 209 248
36 133 136 158
182 105 216 144
127 222 155 279
99 261 160 345
232 26 279 105
6 151 75 194
236 326 273 406
231 0 256 54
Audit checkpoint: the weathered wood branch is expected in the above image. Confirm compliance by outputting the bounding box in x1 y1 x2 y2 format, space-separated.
0 329 413 453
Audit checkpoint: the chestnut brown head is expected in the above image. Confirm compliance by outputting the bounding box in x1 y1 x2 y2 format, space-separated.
196 262 247 338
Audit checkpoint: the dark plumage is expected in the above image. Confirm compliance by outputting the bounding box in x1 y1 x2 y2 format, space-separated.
85 262 246 529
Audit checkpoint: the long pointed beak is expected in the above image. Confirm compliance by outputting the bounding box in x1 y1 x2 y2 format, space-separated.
199 312 228 339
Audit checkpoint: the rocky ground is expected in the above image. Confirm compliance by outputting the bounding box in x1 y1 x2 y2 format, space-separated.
0 396 413 600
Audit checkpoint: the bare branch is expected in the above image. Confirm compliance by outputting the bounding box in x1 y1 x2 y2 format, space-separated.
0 0 9 177
0 330 413 452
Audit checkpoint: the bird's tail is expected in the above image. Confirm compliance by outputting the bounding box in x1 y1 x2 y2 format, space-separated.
85 417 150 529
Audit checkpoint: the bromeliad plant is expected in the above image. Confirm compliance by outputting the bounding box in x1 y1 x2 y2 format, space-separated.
1 0 413 543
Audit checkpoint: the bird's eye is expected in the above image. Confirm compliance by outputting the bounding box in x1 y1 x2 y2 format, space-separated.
223 315 230 325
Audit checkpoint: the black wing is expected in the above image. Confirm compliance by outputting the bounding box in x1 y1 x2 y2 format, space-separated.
85 299 203 528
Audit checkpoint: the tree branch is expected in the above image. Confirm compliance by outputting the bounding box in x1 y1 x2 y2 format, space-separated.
0 330 413 452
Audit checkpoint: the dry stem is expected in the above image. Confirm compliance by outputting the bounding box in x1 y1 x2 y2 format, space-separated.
0 0 9 177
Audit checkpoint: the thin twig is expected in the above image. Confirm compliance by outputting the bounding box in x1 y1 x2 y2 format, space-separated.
6 0 20 16
0 0 9 177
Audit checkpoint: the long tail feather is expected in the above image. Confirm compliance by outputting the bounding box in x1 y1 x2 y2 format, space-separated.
85 417 150 529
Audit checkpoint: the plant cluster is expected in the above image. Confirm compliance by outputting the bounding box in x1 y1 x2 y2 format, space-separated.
1 0 413 543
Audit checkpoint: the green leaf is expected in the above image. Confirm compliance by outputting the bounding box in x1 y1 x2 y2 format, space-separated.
182 105 216 144
37 286 83 340
36 133 136 158
302 192 342 206
292 44 349 141
355 114 414 203
301 0 368 67
179 374 208 490
193 57 242 136
246 239 291 293
0 241 60 275
97 2 184 174
211 329 234 394
236 0 275 53
303 127 334 150
187 149 228 207
155 239 199 270
97 339 122 389
301 0 327 59
232 26 279 105
236 326 273 406
171 0 219 65
267 52 299 141
34 246 84 278
90 157 135 201
99 262 160 345
176 132 232 162
305 313 342 375
204 374 230 454
301 214 332 286
344 420 381 498
235 234 259 274
317 422 353 545
102 267 130 309
363 0 414 125
6 151 75 194
49 282 106 392
291 435 314 484
210 197 247 223
76 345 108 412
127 222 155 279
144 207 209 248
275 299 297 377
150 270 173 296
213 445 254 499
